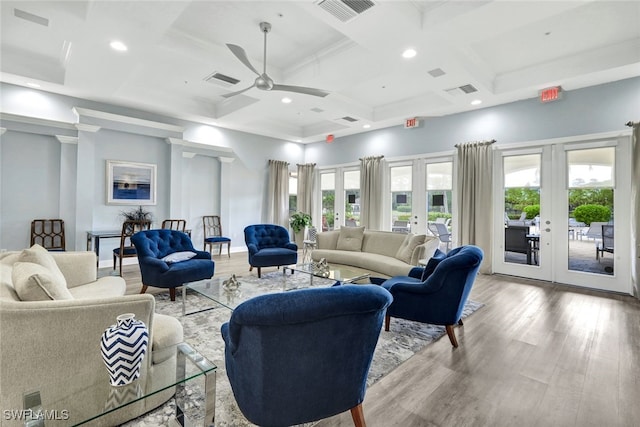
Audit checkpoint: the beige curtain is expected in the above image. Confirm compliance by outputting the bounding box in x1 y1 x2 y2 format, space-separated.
360 155 385 230
267 160 289 227
455 141 494 274
630 122 640 299
296 163 316 220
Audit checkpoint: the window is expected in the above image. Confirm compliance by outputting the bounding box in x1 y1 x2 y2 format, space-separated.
321 172 335 231
390 165 412 233
426 162 452 223
289 174 297 214
344 170 360 226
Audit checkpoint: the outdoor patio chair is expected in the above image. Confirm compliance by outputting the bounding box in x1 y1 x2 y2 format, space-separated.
597 225 614 260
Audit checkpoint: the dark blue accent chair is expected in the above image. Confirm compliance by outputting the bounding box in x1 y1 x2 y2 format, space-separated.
221 284 392 426
244 224 297 278
131 229 214 301
382 245 483 347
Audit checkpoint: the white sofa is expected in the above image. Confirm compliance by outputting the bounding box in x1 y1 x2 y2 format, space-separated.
311 227 440 278
0 246 183 426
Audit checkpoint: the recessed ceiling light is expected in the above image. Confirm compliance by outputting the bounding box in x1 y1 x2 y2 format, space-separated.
471 99 482 106
281 97 292 104
110 40 128 52
363 124 371 129
26 82 41 88
402 48 417 59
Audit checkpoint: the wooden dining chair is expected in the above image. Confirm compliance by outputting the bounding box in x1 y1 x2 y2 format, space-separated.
203 215 231 257
30 219 66 251
113 220 152 276
161 219 187 232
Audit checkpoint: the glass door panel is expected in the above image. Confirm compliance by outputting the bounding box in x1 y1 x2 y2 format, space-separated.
390 165 412 233
425 162 453 243
344 170 360 227
320 173 335 231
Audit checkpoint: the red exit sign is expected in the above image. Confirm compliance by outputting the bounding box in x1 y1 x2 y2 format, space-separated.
539 86 562 103
404 117 420 128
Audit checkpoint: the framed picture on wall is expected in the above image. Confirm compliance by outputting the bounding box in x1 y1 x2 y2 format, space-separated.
106 160 157 205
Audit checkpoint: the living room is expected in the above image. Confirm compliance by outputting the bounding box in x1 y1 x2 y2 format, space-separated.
1 1 640 425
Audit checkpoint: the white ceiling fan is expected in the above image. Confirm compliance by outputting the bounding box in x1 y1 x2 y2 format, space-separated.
222 22 330 99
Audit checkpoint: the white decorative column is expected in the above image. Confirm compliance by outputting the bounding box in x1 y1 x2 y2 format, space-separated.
56 135 79 249
74 124 101 251
219 156 235 250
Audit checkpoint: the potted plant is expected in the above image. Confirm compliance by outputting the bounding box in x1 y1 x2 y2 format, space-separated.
120 206 153 223
290 212 311 247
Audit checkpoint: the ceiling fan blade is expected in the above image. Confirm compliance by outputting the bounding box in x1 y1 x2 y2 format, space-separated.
226 44 260 76
270 84 330 98
221 84 256 98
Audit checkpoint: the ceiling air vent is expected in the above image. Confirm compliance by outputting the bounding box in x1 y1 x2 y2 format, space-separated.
341 116 359 122
310 107 325 113
14 8 49 26
428 68 446 78
316 0 376 23
459 84 478 94
203 71 240 87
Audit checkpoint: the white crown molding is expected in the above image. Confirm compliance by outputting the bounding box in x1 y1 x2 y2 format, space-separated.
182 152 197 158
0 112 76 130
55 135 79 144
219 156 235 163
166 137 234 153
0 127 6 135
73 107 184 133
74 123 101 132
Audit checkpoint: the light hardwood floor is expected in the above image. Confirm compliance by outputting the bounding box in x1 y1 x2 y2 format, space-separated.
114 253 640 427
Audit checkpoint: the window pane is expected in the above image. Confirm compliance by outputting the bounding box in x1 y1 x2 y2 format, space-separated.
289 176 297 195
320 173 335 190
504 155 540 188
567 147 614 188
390 166 412 191
426 162 452 190
344 170 360 189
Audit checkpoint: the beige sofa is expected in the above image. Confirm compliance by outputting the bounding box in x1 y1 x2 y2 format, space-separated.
311 227 440 278
0 247 183 426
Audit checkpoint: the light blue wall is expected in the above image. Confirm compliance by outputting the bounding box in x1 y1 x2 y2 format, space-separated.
0 83 305 258
305 76 640 165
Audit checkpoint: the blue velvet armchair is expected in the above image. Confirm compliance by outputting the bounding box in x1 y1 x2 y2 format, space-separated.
382 245 483 347
131 229 214 301
244 224 298 278
221 284 392 426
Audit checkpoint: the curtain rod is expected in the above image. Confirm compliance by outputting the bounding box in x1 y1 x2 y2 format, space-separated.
358 155 385 161
454 139 496 148
296 163 316 166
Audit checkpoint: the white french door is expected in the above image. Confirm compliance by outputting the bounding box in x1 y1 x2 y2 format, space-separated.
493 135 631 294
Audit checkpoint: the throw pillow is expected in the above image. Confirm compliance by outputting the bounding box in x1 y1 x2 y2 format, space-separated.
162 251 197 264
336 226 365 252
18 244 68 289
395 233 426 264
12 261 73 301
420 249 447 281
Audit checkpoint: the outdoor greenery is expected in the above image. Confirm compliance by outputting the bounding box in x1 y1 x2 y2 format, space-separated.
573 204 611 225
428 212 452 222
504 188 540 218
568 189 613 212
290 212 311 233
523 204 540 219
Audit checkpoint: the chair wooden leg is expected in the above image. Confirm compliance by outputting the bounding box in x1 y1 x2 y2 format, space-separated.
384 315 390 331
140 285 148 294
257 267 261 278
249 266 253 272
446 325 459 348
350 403 366 427
118 258 123 277
227 242 231 258
170 287 176 301
458 319 464 326
113 255 116 271
218 244 222 256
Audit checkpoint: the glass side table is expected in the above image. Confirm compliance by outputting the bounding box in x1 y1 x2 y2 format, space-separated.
21 342 216 427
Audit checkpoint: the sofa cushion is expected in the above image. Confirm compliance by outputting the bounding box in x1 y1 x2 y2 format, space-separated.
336 226 365 252
395 233 426 264
12 261 73 301
67 276 126 299
18 244 68 289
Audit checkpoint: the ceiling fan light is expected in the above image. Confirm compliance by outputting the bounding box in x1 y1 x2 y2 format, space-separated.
110 40 128 52
471 99 482 106
363 124 371 128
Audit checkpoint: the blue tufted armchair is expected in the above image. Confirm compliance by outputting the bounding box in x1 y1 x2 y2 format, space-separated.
244 224 298 278
221 284 392 426
131 229 214 301
382 245 483 347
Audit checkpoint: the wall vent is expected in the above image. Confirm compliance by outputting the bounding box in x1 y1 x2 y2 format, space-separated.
316 0 376 23
203 71 240 87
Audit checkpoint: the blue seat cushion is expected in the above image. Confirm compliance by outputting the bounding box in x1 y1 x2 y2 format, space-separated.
113 247 137 256
205 236 231 243
251 248 297 267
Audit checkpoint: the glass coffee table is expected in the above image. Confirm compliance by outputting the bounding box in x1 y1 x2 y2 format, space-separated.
284 263 371 285
22 342 216 426
183 264 370 315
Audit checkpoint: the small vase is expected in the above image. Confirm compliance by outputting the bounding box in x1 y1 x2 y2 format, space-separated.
100 313 149 387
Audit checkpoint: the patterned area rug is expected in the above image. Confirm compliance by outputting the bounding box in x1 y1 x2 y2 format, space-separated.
123 271 484 426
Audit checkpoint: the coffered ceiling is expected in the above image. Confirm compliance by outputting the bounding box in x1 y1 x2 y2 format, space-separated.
1 1 639 143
